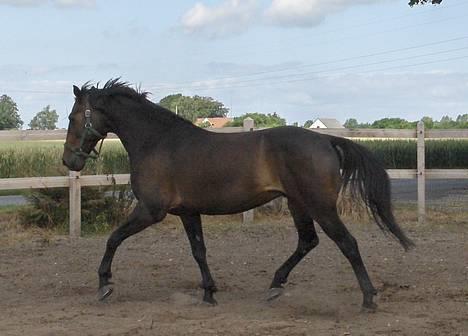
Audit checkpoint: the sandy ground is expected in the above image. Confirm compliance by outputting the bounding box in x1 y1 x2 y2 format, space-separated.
0 215 466 336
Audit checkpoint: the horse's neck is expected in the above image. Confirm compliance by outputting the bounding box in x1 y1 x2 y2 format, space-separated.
107 100 197 160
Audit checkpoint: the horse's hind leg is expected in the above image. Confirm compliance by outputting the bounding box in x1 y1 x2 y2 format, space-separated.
314 207 378 311
97 203 166 301
180 214 217 305
268 201 319 301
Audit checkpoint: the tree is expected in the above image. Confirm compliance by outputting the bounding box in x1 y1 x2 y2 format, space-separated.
344 118 359 129
159 94 229 122
303 120 314 128
225 112 286 128
29 105 59 130
0 94 23 130
371 117 416 129
436 115 456 129
420 116 434 129
455 114 468 128
409 0 442 6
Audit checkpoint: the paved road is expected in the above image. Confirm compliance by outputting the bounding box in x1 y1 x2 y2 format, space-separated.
391 179 468 203
1 179 467 207
0 195 29 206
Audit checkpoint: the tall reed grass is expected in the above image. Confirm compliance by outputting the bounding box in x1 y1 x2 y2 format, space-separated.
0 140 129 178
0 139 467 178
357 139 468 169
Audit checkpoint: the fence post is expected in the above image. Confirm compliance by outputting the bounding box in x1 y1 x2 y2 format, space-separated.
242 118 255 224
69 170 81 237
417 121 425 225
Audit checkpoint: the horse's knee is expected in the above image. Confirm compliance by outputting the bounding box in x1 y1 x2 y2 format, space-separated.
106 234 121 250
299 234 319 254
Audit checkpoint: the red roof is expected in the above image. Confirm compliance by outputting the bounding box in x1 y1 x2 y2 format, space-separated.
196 117 233 128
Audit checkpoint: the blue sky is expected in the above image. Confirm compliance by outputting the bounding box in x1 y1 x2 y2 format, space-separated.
1 0 467 128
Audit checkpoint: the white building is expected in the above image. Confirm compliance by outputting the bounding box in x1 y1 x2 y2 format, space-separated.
309 118 344 129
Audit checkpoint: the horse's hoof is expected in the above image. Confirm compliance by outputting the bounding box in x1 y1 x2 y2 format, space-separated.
361 302 378 313
202 297 218 306
203 295 218 306
98 285 113 301
267 287 284 302
202 299 218 306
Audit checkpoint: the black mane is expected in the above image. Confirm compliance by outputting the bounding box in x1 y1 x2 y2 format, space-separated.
81 79 196 128
81 79 149 102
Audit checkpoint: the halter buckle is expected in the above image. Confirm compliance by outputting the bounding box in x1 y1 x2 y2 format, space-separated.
84 109 93 128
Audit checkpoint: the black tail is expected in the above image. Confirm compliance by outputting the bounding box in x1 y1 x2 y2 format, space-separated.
330 136 415 251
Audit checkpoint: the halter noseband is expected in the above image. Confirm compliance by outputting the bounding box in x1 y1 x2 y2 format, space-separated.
64 109 106 160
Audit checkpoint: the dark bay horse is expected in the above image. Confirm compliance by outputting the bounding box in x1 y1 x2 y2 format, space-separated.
62 80 414 311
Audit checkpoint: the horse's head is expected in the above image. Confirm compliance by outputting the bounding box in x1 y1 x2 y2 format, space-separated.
62 85 110 171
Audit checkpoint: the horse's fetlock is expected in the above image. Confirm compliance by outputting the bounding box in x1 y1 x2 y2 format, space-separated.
208 284 218 293
273 272 287 286
99 270 112 279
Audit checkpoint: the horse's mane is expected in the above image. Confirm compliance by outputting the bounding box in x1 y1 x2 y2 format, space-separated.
81 78 149 102
81 79 196 128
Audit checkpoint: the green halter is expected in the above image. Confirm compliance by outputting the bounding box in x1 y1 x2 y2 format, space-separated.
64 109 106 160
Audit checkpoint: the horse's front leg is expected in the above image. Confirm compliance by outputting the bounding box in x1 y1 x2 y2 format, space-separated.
97 202 166 300
179 214 218 305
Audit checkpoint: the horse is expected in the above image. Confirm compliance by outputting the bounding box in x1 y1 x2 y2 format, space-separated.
62 79 414 311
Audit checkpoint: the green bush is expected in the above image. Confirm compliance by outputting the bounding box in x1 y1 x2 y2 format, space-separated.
19 184 134 234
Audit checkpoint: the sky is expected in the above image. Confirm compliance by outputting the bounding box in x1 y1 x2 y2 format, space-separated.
0 0 467 128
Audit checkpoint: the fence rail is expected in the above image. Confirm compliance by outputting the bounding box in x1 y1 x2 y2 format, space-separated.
1 121 467 236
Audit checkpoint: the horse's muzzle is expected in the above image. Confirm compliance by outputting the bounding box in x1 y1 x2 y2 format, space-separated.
62 153 85 172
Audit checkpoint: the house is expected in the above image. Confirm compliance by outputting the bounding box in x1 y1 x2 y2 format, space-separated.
196 117 233 128
309 118 344 129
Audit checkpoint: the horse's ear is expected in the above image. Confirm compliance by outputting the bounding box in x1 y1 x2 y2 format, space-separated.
73 85 81 98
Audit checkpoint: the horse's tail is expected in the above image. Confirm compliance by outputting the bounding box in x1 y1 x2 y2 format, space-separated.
329 135 415 251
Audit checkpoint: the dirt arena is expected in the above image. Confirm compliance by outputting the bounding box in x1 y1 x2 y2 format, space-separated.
0 215 466 336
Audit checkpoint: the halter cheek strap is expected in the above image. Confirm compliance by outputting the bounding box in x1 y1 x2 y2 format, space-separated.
64 109 106 160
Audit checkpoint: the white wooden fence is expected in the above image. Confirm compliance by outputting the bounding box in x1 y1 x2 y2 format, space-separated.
1 120 467 237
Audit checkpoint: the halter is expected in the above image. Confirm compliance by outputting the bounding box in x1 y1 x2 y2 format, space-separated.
64 109 106 160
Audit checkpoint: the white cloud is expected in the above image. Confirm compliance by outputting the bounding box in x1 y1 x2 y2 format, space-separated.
180 0 394 37
0 0 44 5
54 0 94 8
0 0 95 8
265 0 390 27
181 0 258 38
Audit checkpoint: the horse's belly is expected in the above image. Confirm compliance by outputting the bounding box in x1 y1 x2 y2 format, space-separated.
171 189 283 216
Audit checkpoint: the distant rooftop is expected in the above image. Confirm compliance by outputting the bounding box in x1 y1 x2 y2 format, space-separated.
196 117 233 128
309 118 344 129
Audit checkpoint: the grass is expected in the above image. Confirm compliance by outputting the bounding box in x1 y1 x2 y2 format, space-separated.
0 139 128 178
357 139 468 169
0 204 24 215
0 204 55 246
0 190 29 197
